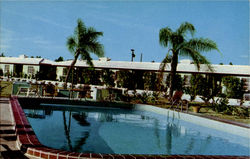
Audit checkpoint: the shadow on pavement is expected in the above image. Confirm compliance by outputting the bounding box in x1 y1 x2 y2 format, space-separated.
0 144 28 159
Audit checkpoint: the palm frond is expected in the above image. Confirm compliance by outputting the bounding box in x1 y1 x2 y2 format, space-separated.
176 22 195 37
85 27 103 41
170 33 184 49
159 55 171 72
158 54 171 87
83 51 94 67
79 51 94 67
180 46 213 71
67 36 77 54
194 53 213 72
86 42 104 57
75 19 86 44
186 38 220 53
159 27 173 47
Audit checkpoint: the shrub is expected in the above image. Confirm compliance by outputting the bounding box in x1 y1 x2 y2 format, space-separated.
138 92 149 104
231 107 249 118
0 69 3 76
45 83 55 94
213 97 229 113
188 74 222 103
213 96 249 118
101 69 115 87
187 74 203 101
222 76 245 99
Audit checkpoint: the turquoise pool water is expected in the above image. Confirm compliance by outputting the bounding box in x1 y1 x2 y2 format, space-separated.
23 105 249 155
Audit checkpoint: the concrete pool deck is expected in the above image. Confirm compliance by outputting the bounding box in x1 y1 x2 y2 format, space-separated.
0 97 249 159
0 98 29 158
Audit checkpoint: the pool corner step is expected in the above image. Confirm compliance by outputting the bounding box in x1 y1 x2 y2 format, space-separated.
0 125 17 141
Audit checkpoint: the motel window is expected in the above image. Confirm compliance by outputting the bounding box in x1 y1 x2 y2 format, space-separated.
4 65 10 73
28 66 35 74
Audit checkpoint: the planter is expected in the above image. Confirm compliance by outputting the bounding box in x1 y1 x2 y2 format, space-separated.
192 106 200 113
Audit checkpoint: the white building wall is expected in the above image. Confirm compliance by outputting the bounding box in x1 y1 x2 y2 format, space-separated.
0 64 4 72
23 65 39 76
0 63 14 76
56 66 65 81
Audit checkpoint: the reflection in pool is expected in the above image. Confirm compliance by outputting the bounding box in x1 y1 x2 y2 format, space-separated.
23 105 249 155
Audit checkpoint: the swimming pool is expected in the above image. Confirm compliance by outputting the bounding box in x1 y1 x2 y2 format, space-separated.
23 104 249 156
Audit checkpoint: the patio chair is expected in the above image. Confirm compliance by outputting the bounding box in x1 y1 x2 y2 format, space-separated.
169 91 183 109
169 91 189 112
26 88 38 96
17 87 29 96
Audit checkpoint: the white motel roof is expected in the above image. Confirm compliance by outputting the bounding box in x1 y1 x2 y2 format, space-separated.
0 55 54 65
1 55 249 76
56 59 250 76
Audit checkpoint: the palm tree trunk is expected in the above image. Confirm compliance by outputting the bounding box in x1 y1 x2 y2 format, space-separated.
63 111 73 151
169 52 178 98
64 50 80 89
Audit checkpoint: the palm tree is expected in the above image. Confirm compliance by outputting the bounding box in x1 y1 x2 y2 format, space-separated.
65 19 104 86
159 22 219 98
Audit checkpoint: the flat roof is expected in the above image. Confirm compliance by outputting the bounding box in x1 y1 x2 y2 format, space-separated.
1 56 249 76
56 60 250 76
0 57 55 65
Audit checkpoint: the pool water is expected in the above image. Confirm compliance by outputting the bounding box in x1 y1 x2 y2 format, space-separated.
23 105 249 156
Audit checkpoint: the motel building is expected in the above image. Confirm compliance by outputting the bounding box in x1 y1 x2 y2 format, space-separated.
0 55 249 101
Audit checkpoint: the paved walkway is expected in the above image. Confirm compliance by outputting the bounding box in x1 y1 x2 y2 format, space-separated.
0 98 28 159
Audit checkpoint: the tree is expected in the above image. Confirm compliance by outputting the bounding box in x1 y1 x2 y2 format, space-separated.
79 68 101 85
222 76 245 99
187 74 222 103
159 22 219 98
101 69 115 87
116 70 134 90
188 74 204 101
55 56 64 62
199 75 222 103
0 53 5 57
65 19 104 86
143 71 157 91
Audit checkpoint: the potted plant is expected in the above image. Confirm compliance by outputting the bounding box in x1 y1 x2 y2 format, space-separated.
190 102 201 113
192 105 200 113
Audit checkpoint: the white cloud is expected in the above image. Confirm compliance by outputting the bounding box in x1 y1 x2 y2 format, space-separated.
31 37 65 50
0 27 14 50
30 16 71 29
88 11 154 31
0 44 10 49
2 8 71 30
33 39 51 45
239 55 249 58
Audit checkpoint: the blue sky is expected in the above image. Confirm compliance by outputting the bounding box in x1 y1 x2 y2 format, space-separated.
0 0 249 65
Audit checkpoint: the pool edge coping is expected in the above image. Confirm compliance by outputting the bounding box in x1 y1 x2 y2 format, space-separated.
134 104 250 139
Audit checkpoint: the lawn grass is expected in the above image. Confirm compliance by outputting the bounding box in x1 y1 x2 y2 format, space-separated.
132 97 250 125
198 107 250 125
0 81 13 97
159 103 250 125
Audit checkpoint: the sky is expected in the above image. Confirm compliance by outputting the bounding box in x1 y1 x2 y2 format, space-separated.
0 0 249 65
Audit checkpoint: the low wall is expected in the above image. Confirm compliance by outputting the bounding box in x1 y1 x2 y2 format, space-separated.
17 96 134 109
